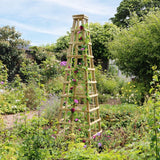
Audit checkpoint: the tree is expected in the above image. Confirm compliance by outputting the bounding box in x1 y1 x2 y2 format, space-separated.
110 0 160 28
49 23 118 70
0 26 29 81
89 23 119 70
54 32 70 61
109 10 160 86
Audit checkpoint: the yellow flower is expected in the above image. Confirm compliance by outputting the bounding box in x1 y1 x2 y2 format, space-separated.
128 82 131 85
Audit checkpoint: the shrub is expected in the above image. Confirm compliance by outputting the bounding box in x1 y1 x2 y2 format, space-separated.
120 81 146 105
42 96 60 125
0 60 8 88
40 57 62 83
23 83 44 110
44 76 64 95
19 59 41 83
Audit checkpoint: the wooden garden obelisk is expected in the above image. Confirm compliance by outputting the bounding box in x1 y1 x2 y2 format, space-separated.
57 14 102 143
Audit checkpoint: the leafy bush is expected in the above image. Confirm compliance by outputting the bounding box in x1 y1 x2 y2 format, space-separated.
23 83 44 110
44 76 64 95
95 65 124 103
109 10 160 86
0 89 26 114
40 56 62 83
19 59 41 83
0 60 8 87
120 81 146 105
42 96 60 125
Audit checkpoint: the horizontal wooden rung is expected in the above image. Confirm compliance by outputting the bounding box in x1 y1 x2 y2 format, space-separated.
90 118 101 126
89 106 99 112
89 94 98 98
67 55 94 58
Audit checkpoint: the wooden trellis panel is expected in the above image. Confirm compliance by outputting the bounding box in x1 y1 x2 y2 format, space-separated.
57 14 102 143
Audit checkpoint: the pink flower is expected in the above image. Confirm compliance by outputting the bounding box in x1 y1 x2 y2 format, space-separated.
79 37 83 40
0 81 4 85
75 118 79 122
74 99 78 104
60 61 67 66
71 108 75 113
93 135 96 139
72 79 76 82
81 48 85 51
80 25 84 30
69 120 71 123
79 128 81 131
79 62 82 65
68 65 70 68
77 31 81 34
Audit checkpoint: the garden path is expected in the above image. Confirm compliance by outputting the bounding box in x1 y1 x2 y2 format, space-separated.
2 98 120 129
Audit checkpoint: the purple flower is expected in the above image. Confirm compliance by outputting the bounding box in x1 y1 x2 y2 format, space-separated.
80 25 84 30
75 118 79 122
82 140 86 143
98 143 102 147
81 48 85 51
77 31 81 34
97 132 101 136
0 81 4 85
60 61 67 66
72 79 76 82
84 145 87 148
71 108 75 113
93 135 96 139
74 99 78 104
78 128 81 131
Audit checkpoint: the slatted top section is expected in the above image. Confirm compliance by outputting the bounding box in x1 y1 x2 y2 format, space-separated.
72 14 88 20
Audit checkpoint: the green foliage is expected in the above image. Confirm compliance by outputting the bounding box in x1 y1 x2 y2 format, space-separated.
89 23 119 70
40 56 62 83
0 26 29 81
110 0 160 27
120 81 146 105
0 89 26 114
29 46 47 64
109 10 160 86
146 66 160 159
0 60 8 87
54 33 70 60
23 83 44 110
44 76 64 95
95 65 123 103
19 59 41 83
42 96 60 125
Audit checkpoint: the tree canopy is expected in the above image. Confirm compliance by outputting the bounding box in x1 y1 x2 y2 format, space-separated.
109 10 160 86
49 23 119 70
110 0 160 27
89 23 119 70
0 26 29 81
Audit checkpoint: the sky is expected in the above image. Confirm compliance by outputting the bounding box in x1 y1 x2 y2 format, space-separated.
0 0 122 46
